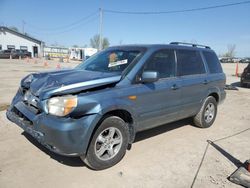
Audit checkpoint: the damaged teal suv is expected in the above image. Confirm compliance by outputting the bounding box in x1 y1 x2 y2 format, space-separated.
7 42 226 170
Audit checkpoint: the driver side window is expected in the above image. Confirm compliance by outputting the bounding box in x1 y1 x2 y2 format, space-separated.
144 49 176 79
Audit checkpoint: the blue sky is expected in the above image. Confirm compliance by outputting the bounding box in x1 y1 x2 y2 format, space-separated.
0 0 250 57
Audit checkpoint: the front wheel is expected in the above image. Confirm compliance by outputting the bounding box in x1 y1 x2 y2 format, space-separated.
193 96 217 128
82 116 129 170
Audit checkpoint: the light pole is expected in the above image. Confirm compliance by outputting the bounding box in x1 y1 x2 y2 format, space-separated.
22 20 26 34
99 8 103 51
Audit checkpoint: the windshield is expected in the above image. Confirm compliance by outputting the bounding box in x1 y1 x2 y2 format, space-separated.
76 49 143 73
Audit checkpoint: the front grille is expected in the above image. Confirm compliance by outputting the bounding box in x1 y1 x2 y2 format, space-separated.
23 90 42 114
23 101 41 114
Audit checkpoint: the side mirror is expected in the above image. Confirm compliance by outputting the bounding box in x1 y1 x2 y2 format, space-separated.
141 71 159 83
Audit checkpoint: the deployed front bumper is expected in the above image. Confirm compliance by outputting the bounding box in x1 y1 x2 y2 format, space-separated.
6 91 101 156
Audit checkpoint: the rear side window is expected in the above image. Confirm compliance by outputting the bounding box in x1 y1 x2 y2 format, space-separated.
176 50 205 76
203 51 223 73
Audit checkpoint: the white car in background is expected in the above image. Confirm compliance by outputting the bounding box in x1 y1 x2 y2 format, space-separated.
69 47 97 61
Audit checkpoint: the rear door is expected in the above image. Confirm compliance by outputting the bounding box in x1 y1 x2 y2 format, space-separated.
176 49 208 119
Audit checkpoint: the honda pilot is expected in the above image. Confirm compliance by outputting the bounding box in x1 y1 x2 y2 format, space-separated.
7 42 226 170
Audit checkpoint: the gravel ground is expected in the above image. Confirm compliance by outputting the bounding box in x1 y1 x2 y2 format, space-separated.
0 59 249 188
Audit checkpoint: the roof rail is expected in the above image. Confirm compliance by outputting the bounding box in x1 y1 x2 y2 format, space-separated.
170 42 211 49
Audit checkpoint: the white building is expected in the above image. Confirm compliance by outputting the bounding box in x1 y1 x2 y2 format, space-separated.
0 26 44 57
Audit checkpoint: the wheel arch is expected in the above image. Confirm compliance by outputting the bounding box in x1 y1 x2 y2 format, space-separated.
208 92 219 103
103 109 135 144
85 108 136 156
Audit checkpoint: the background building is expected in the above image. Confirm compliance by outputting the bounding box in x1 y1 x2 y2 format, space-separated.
43 46 69 58
0 26 44 57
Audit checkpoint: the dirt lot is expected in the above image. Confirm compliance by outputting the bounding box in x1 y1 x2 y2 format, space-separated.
0 59 249 188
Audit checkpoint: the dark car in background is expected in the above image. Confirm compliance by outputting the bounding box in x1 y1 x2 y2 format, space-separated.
241 63 250 87
0 49 32 59
240 58 250 64
0 49 15 59
14 49 32 58
219 57 234 63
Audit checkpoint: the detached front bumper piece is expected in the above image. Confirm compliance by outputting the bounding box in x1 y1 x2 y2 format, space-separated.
6 101 101 157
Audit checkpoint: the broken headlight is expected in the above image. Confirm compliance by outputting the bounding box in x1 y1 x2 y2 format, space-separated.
47 95 77 116
24 74 34 83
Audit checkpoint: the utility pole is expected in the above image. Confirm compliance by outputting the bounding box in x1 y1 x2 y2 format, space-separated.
99 8 103 51
22 20 26 34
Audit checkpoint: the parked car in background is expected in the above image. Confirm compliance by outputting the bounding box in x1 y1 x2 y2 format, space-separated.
69 47 97 61
0 49 15 59
14 49 32 58
0 49 32 59
219 57 234 63
219 57 243 63
7 42 226 170
232 57 241 63
241 63 250 87
240 58 250 64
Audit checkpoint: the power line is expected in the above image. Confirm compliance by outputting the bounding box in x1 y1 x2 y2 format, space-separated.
28 15 98 38
46 15 99 35
104 1 250 15
26 10 98 31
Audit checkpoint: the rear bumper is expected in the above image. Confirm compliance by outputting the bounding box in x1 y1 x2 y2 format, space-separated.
241 77 250 84
6 102 101 157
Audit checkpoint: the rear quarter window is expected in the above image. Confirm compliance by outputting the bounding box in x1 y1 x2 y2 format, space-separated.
203 51 223 73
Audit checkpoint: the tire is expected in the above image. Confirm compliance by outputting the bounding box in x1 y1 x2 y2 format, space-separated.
193 96 217 128
241 81 247 88
82 116 129 170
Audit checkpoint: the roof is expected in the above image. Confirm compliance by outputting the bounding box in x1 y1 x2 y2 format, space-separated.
0 26 43 45
44 46 69 50
109 43 214 52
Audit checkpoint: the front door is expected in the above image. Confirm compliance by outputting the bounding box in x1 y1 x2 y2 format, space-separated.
133 49 182 131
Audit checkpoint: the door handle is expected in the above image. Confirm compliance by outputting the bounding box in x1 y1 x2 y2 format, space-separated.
203 80 208 85
171 84 179 90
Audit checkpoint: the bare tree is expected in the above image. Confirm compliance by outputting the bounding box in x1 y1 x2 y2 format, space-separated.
24 32 30 36
90 34 110 50
224 44 236 58
51 42 58 46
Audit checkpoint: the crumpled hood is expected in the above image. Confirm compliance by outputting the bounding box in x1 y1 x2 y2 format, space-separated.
21 69 121 99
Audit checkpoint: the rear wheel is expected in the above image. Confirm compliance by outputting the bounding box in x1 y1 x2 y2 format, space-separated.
241 81 248 88
193 96 217 128
82 116 129 170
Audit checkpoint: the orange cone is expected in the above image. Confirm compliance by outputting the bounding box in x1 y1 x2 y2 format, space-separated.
235 62 239 77
56 63 61 69
44 61 48 67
